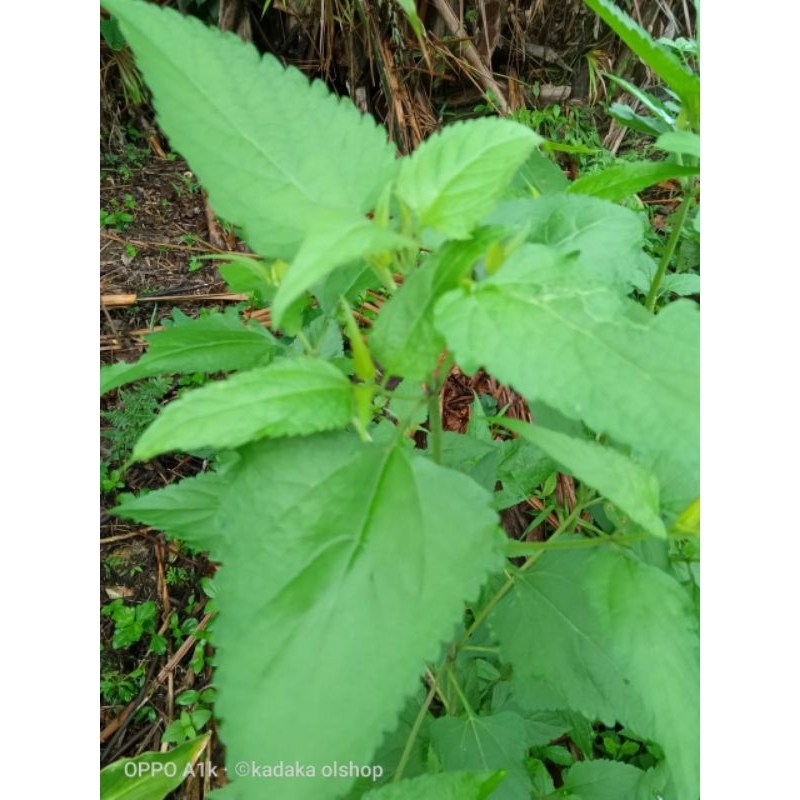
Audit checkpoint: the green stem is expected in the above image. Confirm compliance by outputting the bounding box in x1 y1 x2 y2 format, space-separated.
427 387 443 464
393 665 442 783
644 188 696 311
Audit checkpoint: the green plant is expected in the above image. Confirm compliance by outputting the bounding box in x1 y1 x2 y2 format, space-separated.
102 599 167 653
101 1 699 798
101 376 172 465
162 687 217 744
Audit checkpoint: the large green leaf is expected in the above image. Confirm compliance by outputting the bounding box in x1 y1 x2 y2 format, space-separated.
499 420 666 538
434 256 699 471
100 309 276 395
131 357 354 460
363 771 505 800
567 161 698 202
102 0 399 259
561 759 654 800
100 734 210 800
272 219 415 330
431 713 532 800
395 119 542 238
486 195 650 290
370 232 496 381
581 0 700 127
490 548 699 799
117 433 506 800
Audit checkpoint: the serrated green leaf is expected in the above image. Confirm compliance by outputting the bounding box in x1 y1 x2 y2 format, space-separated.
431 712 531 800
567 162 698 202
102 0 399 259
115 468 231 551
499 420 667 538
493 438 555 510
395 119 542 238
100 310 276 394
656 131 701 159
561 759 651 800
119 433 505 800
100 734 209 800
132 357 353 460
582 0 700 126
272 219 415 330
370 232 495 381
363 770 506 800
661 271 700 296
435 259 699 473
486 195 649 290
490 548 699 800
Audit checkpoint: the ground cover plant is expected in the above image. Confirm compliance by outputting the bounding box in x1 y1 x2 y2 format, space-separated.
100 0 699 797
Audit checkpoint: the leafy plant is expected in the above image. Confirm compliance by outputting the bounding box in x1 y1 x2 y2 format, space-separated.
100 1 699 798
101 598 167 653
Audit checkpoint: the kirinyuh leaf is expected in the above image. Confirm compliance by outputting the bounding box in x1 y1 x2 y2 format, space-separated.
395 118 542 238
363 770 506 800
117 432 506 800
431 712 532 800
131 357 354 461
561 759 655 800
100 310 276 395
490 548 699 800
486 195 650 290
101 0 399 259
435 250 700 475
567 161 698 202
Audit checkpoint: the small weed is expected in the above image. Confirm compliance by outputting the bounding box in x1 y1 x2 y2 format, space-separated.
124 243 138 259
165 565 191 586
101 598 167 653
101 376 172 465
188 255 204 273
100 462 126 494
